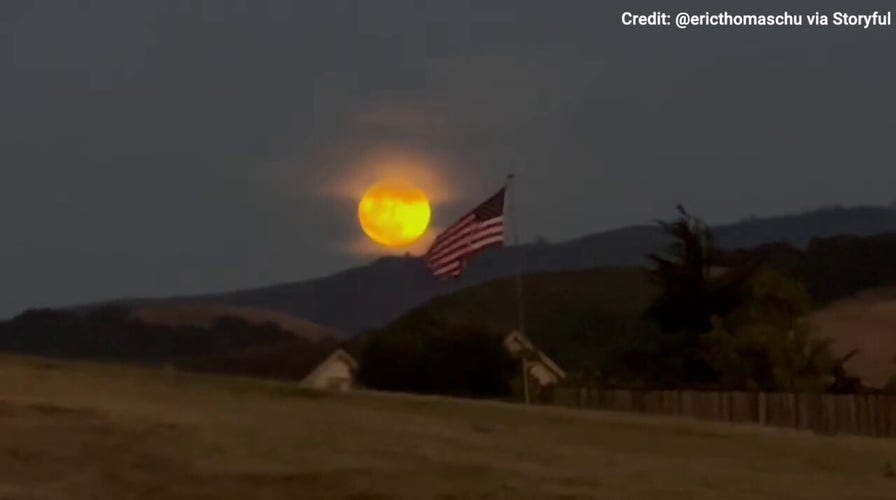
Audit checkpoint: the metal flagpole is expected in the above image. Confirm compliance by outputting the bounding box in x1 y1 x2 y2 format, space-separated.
506 173 529 405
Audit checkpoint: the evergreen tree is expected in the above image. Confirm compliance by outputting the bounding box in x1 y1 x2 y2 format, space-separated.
358 318 517 398
644 205 753 384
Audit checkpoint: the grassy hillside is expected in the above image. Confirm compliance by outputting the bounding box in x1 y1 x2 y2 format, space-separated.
812 288 896 388
372 267 657 383
0 306 317 366
1 355 894 499
87 205 896 334
372 232 896 387
175 337 344 382
720 232 896 306
133 303 346 341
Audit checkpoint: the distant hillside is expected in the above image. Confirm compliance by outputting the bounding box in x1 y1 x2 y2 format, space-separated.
133 303 345 341
177 337 344 382
366 231 896 387
0 305 352 384
362 233 896 386
719 232 896 305
97 205 896 335
0 306 306 363
361 267 657 382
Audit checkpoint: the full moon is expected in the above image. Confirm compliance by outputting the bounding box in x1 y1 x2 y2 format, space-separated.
358 179 431 247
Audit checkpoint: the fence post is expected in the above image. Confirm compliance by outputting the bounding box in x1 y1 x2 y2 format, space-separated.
758 392 767 426
867 394 877 437
854 394 864 436
729 391 736 422
887 395 893 437
559 387 894 439
716 391 722 420
827 395 837 435
677 389 684 417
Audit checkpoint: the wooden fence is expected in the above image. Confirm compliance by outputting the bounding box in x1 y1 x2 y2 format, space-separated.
547 387 896 438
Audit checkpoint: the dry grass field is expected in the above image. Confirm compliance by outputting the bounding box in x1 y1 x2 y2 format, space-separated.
1 355 895 500
813 288 896 388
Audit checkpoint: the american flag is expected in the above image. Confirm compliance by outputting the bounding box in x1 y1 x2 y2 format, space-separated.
425 186 506 278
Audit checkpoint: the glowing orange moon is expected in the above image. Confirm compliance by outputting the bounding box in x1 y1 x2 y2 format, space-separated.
358 179 431 247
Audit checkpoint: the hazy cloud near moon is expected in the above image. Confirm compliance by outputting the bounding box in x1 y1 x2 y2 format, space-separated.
1 0 895 316
315 148 460 205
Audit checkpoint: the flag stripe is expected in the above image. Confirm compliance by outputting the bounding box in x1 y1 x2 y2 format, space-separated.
427 218 503 265
424 186 507 279
432 260 462 278
426 217 504 264
431 214 476 244
427 221 504 267
426 218 480 262
432 214 501 245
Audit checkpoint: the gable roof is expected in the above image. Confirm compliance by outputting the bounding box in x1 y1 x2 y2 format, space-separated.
504 330 566 379
299 348 358 385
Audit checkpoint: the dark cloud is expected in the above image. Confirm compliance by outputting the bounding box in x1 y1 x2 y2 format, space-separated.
1 0 894 316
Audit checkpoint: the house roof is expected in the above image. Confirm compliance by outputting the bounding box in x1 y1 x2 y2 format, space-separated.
504 330 566 379
298 348 358 385
177 339 357 382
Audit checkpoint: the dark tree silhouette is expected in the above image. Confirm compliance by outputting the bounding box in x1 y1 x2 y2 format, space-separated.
358 318 517 398
644 205 755 384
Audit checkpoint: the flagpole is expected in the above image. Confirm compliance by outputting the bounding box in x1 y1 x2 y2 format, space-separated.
506 173 529 405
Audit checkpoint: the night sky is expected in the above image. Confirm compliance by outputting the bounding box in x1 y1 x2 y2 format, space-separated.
2 0 894 317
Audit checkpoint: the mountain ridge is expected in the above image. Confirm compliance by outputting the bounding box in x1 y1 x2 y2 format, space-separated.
77 204 896 335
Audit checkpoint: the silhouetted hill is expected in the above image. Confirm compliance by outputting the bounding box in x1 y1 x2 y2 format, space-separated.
0 306 303 363
95 205 896 335
133 303 345 341
177 337 345 382
0 305 355 384
366 231 896 387
719 232 896 304
361 267 657 385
